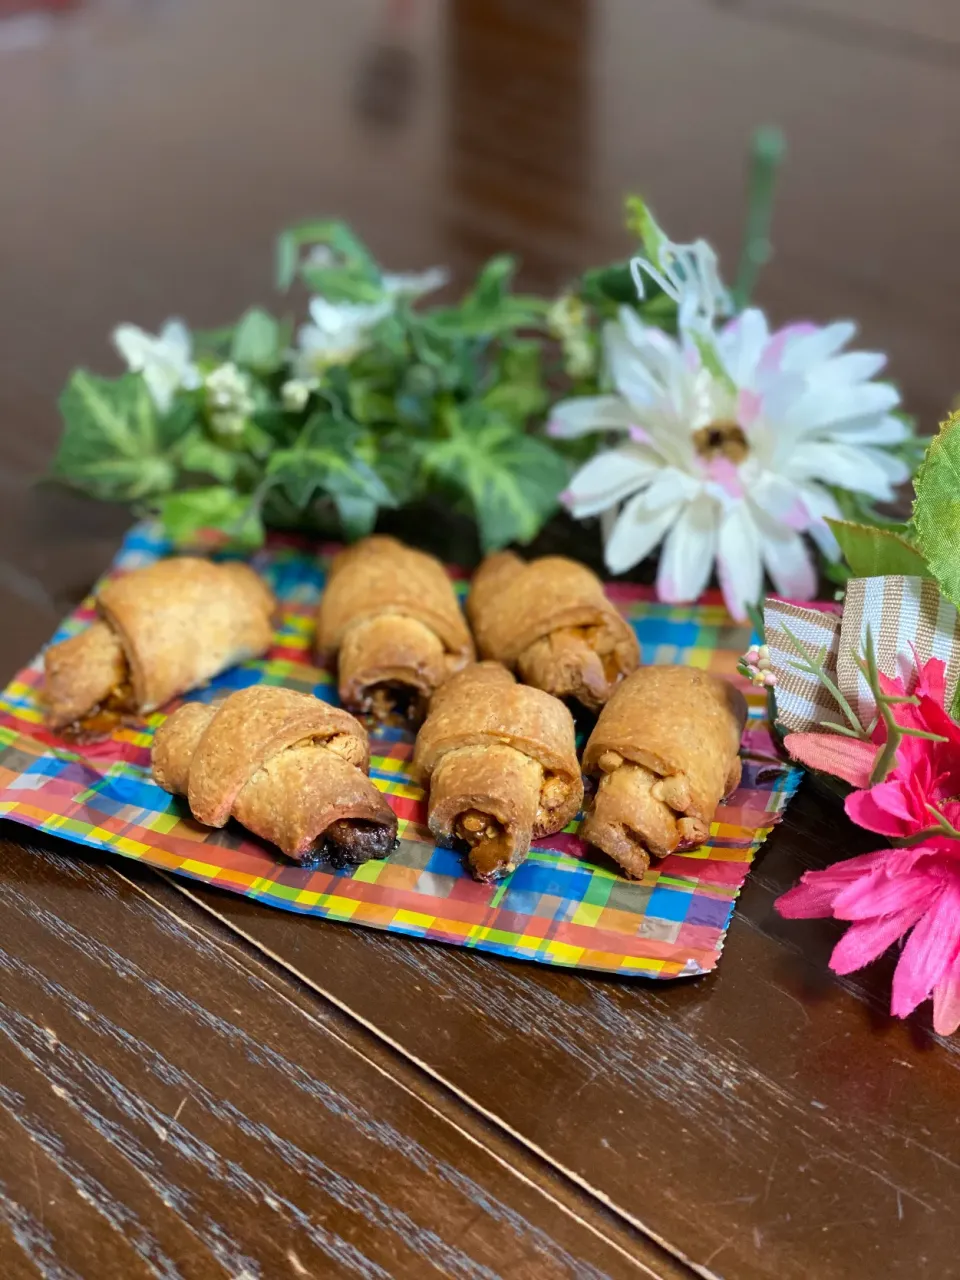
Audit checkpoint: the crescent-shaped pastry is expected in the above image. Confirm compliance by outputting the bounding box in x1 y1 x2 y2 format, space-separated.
581 666 747 878
44 558 275 738
152 686 397 867
466 552 639 709
316 536 475 724
413 661 582 882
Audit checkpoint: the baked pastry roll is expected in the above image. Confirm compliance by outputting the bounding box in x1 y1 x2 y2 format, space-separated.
413 662 583 882
152 686 397 867
316 535 474 723
44 558 275 738
467 552 639 710
581 666 747 878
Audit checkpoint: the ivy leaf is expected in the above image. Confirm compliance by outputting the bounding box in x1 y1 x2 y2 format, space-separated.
299 263 385 304
231 308 282 372
276 219 378 291
425 255 547 339
483 340 548 423
332 492 379 541
191 324 236 361
177 432 244 484
267 413 394 512
422 408 568 550
52 371 183 501
154 487 264 551
912 410 960 607
826 518 930 579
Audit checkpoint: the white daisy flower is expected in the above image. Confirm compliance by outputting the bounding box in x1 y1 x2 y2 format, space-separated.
112 318 201 414
549 305 907 621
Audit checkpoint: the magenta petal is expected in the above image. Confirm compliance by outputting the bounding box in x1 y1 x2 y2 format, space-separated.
890 886 954 1019
832 869 937 922
830 902 929 975
845 787 914 837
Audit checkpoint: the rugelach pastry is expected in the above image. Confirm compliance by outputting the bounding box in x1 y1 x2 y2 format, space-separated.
581 666 747 879
316 535 474 723
152 686 397 867
413 661 583 882
467 552 639 710
44 557 275 738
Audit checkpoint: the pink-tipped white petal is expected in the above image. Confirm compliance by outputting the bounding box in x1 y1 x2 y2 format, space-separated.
604 491 685 575
564 447 658 518
656 498 719 603
547 395 635 439
716 503 763 620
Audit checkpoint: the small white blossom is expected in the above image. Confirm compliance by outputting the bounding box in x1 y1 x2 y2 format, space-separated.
205 362 256 438
280 377 317 413
632 236 731 336
548 294 595 379
293 297 393 376
112 318 200 414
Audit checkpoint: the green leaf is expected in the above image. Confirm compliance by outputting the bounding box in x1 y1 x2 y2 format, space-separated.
275 219 378 291
155 487 264 551
230 308 282 372
191 324 236 361
267 413 394 512
332 492 379 541
483 340 548 422
422 408 568 551
177 433 243 484
52 371 178 502
912 411 960 607
624 196 667 265
826 518 930 579
579 262 638 308
299 264 385 304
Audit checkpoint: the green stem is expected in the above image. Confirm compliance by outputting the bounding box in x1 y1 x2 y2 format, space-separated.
733 126 786 309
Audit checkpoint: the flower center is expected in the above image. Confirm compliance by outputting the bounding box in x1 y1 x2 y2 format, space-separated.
693 421 748 464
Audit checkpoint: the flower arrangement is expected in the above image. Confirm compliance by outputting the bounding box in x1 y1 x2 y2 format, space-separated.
755 412 960 1033
50 166 920 606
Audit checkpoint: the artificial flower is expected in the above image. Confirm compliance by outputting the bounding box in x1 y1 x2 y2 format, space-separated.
739 642 775 688
204 362 256 438
548 294 596 380
551 297 908 620
293 297 393 377
381 266 448 300
112 318 201 414
280 377 317 414
630 235 730 336
777 656 960 1033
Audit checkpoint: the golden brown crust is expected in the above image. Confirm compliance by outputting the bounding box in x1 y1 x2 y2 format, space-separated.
99 558 275 713
152 687 396 865
43 558 276 733
43 622 129 732
581 666 747 876
466 552 639 708
413 661 583 880
315 536 474 719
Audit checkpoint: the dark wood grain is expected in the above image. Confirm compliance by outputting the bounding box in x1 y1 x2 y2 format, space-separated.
2 0 960 674
3 1 960 1277
162 777 960 1280
0 833 676 1279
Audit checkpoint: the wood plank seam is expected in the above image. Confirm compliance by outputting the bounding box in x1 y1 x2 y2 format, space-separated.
152 871 711 1280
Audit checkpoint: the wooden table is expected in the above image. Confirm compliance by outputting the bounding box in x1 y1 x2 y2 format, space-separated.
3 2 960 1276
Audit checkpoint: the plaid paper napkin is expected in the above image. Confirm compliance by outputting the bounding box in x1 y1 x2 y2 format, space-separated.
0 524 799 980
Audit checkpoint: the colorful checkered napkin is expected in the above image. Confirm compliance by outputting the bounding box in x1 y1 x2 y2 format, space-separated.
0 524 800 979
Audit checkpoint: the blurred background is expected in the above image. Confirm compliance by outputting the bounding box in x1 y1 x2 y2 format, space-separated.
1 0 957 661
